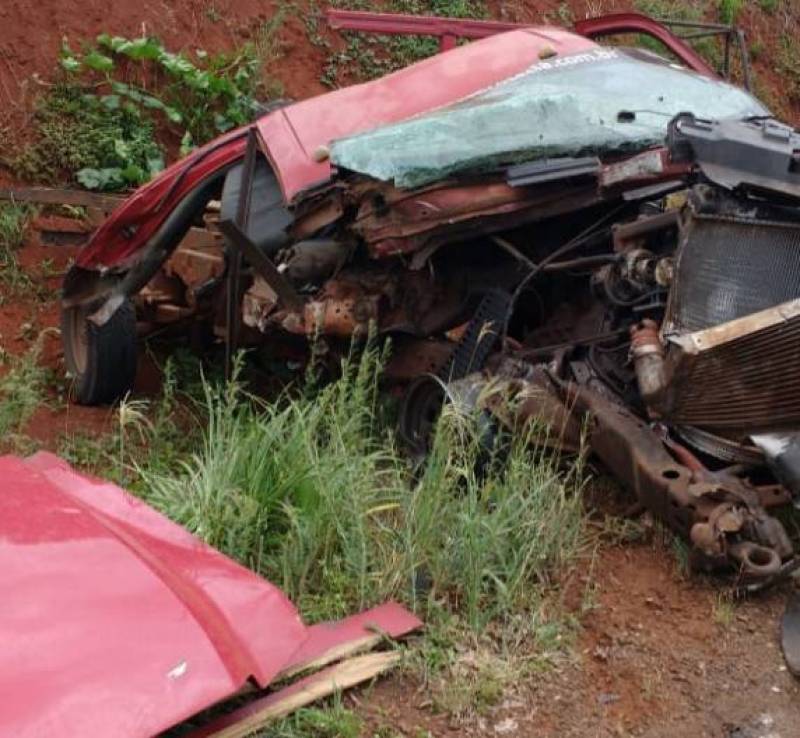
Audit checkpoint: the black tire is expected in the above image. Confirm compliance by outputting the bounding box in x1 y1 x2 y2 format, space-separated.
61 299 137 405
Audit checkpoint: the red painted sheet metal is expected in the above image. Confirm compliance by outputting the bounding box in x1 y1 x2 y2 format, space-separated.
77 27 596 270
76 128 248 269
0 453 423 736
574 12 717 78
280 602 422 675
326 8 530 42
258 27 597 203
0 452 306 738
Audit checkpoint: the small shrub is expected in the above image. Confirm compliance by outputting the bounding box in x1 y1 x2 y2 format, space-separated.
62 34 264 149
15 33 272 190
12 83 163 190
718 0 744 24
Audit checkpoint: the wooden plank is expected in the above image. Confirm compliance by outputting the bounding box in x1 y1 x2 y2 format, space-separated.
275 602 422 681
277 633 382 681
190 652 401 738
0 186 124 212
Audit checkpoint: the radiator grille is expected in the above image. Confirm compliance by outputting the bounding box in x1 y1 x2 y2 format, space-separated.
666 214 800 333
668 310 800 432
664 210 800 434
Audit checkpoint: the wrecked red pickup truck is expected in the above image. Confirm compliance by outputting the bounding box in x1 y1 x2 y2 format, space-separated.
61 14 800 586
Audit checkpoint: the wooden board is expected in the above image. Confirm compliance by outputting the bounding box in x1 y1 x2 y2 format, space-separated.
0 186 124 213
189 651 401 738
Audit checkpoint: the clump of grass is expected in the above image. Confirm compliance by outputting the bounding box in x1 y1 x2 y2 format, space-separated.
718 0 744 24
264 700 362 738
138 344 588 637
57 355 200 484
0 202 33 250
0 336 49 439
0 202 37 297
713 592 735 627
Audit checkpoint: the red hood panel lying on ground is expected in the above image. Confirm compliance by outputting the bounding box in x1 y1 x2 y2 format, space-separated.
76 26 597 271
0 452 307 738
0 452 421 737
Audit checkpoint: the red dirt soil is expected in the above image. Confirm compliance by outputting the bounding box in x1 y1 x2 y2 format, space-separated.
361 543 800 737
1 0 798 129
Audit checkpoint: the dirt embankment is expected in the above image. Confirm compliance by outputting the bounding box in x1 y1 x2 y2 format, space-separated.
0 0 798 132
0 0 327 126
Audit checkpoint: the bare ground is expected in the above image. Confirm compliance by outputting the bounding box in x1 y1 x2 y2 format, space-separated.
358 545 800 738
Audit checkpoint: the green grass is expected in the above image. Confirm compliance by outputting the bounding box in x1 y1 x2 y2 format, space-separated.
718 0 744 24
713 592 735 627
136 344 588 636
261 701 362 738
0 202 37 297
0 337 50 440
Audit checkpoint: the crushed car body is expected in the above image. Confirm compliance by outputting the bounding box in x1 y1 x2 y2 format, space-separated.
60 13 800 587
0 452 420 737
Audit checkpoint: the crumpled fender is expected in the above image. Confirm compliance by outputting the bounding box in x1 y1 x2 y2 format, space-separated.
75 127 250 271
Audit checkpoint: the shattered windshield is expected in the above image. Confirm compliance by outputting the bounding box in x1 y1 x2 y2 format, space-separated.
329 47 768 189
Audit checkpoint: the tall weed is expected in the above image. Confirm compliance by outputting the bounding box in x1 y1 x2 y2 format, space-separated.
0 336 50 438
138 344 588 632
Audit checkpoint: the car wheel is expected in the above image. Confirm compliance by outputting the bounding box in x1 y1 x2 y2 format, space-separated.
61 299 137 405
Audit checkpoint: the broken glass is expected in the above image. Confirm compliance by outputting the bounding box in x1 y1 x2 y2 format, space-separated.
329 47 768 189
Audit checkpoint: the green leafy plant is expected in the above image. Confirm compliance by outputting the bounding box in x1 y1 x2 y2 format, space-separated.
13 81 165 190
15 33 269 190
61 34 263 154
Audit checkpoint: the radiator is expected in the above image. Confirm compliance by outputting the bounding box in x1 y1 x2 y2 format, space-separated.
662 209 800 436
665 213 800 333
